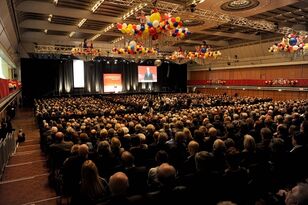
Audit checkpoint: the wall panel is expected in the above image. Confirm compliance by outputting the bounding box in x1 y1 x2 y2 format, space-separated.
190 64 308 80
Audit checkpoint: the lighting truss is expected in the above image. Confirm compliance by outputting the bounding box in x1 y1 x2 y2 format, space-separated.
34 45 110 55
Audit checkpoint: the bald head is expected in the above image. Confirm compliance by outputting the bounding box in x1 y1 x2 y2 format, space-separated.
157 163 176 186
109 172 129 196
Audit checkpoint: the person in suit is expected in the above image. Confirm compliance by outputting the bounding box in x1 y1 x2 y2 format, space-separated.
144 67 153 81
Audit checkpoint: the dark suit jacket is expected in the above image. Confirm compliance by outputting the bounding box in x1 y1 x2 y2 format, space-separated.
144 72 153 80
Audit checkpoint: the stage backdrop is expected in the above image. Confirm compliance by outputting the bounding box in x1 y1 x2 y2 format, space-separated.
21 58 187 104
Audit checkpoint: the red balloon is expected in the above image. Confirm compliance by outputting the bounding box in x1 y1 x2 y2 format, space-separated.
132 24 137 30
117 23 122 30
171 17 176 22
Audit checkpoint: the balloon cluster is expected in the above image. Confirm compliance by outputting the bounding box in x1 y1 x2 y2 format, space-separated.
166 47 187 60
268 33 308 53
265 79 298 86
117 9 191 40
112 40 158 55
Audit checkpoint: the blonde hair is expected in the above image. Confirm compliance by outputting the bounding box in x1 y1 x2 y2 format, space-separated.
80 160 106 200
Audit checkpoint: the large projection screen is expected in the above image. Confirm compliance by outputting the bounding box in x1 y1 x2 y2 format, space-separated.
73 60 85 88
103 73 122 93
138 66 157 83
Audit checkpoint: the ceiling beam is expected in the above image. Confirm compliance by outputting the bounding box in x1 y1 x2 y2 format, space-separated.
192 30 260 41
21 32 114 48
182 39 229 47
19 20 122 37
16 0 121 23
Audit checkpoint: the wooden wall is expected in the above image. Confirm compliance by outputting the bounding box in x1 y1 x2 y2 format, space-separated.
197 88 308 101
190 64 308 80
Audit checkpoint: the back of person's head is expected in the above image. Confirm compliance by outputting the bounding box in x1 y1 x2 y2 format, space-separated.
195 151 214 172
225 147 241 168
80 160 105 199
270 138 285 153
261 127 272 141
243 134 256 152
208 127 217 138
285 182 308 205
158 132 168 143
157 163 176 187
97 140 111 154
81 160 100 183
213 139 226 153
111 137 121 149
121 151 134 167
155 150 169 165
130 134 141 146
70 144 80 155
175 131 186 143
55 131 64 142
109 172 129 196
79 144 89 158
217 201 237 205
292 131 305 146
188 140 199 156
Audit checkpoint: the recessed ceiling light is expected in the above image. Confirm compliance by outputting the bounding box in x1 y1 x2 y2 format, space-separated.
48 14 53 22
69 31 75 37
44 29 48 34
91 0 104 12
78 18 87 27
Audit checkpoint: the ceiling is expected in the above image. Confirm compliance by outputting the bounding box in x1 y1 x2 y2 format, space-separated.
9 0 308 57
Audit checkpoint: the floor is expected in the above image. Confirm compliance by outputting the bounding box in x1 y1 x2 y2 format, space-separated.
0 108 58 205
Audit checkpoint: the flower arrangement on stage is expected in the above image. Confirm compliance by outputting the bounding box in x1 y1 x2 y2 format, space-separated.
117 9 191 41
265 79 298 86
112 40 158 58
268 33 308 55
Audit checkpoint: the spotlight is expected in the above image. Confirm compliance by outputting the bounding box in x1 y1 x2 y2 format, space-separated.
190 3 197 12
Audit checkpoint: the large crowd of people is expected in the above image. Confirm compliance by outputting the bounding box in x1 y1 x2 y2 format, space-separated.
34 93 308 205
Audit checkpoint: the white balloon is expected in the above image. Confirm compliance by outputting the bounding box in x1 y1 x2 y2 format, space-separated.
129 40 137 47
136 25 141 31
153 20 159 28
122 23 127 29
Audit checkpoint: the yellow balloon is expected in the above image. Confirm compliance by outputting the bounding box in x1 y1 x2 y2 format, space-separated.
175 17 181 22
121 28 126 33
150 12 161 22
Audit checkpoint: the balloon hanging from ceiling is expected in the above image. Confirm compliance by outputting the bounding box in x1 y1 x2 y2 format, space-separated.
154 59 162 66
268 33 308 56
117 8 191 41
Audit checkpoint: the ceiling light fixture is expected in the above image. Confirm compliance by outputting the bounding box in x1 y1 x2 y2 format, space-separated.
69 31 75 37
48 14 53 22
91 0 105 12
53 0 58 5
103 23 114 33
78 18 87 27
112 36 124 44
44 29 48 34
122 3 147 20
91 34 101 41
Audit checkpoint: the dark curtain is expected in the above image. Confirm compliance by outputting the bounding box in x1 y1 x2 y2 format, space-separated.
21 58 187 105
59 60 73 94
